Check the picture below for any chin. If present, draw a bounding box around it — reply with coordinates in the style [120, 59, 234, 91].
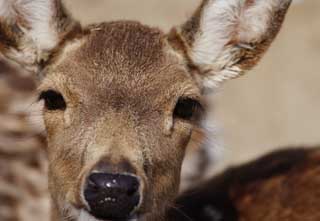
[77, 209, 140, 221]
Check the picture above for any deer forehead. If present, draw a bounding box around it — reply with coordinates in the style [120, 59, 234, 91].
[41, 21, 200, 110]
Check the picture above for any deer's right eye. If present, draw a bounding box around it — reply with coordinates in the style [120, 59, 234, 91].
[39, 90, 66, 111]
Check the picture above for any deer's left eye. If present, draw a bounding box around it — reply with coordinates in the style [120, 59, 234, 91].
[39, 90, 66, 111]
[173, 98, 203, 121]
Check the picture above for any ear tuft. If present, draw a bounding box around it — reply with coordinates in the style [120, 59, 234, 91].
[169, 0, 292, 90]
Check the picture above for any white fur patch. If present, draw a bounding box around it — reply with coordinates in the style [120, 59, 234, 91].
[202, 46, 243, 89]
[0, 0, 15, 19]
[78, 210, 138, 221]
[2, 0, 58, 50]
[200, 118, 224, 165]
[0, 0, 59, 66]
[191, 0, 241, 67]
[78, 210, 101, 221]
[189, 0, 291, 88]
[180, 115, 224, 191]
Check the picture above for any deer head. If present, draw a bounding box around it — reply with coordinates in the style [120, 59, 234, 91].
[0, 0, 292, 220]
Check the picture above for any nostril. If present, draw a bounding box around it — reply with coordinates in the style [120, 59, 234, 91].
[87, 176, 99, 190]
[127, 180, 139, 196]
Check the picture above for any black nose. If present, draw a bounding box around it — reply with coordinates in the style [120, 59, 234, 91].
[84, 173, 140, 220]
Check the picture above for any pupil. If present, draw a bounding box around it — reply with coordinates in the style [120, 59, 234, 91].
[40, 90, 66, 111]
[174, 98, 197, 120]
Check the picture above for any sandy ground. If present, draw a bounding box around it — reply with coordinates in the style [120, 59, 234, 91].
[64, 0, 320, 170]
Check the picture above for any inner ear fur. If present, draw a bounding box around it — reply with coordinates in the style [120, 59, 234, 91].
[0, 0, 80, 74]
[168, 0, 292, 89]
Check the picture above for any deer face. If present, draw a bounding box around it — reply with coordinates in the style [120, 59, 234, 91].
[0, 0, 292, 220]
[42, 22, 203, 220]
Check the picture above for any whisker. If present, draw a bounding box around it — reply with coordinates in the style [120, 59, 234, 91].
[167, 203, 193, 221]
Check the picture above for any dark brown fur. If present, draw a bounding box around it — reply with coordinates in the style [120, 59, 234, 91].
[169, 147, 320, 221]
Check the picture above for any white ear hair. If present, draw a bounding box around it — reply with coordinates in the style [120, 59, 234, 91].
[0, 0, 58, 51]
[176, 0, 292, 89]
[191, 0, 241, 68]
[192, 0, 289, 64]
[0, 0, 76, 73]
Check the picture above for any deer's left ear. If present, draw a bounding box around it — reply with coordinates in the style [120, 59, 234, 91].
[168, 0, 292, 90]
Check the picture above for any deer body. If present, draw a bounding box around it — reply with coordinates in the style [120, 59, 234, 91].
[0, 0, 292, 220]
[169, 147, 320, 221]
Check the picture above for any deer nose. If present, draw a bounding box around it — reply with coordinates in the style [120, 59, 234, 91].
[84, 173, 140, 220]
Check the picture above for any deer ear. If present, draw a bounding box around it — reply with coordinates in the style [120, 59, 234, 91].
[168, 0, 292, 90]
[0, 0, 78, 74]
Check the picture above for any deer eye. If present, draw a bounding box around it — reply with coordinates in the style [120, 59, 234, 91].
[39, 90, 66, 111]
[173, 98, 203, 121]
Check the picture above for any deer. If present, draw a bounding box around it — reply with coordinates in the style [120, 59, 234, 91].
[0, 0, 292, 220]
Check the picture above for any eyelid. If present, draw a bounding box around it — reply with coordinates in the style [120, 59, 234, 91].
[38, 89, 59, 101]
[174, 97, 206, 122]
[180, 95, 206, 112]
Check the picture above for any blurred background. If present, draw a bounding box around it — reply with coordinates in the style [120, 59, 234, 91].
[0, 0, 319, 220]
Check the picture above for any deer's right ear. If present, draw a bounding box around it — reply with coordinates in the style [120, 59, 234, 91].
[0, 0, 79, 75]
[168, 0, 292, 91]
